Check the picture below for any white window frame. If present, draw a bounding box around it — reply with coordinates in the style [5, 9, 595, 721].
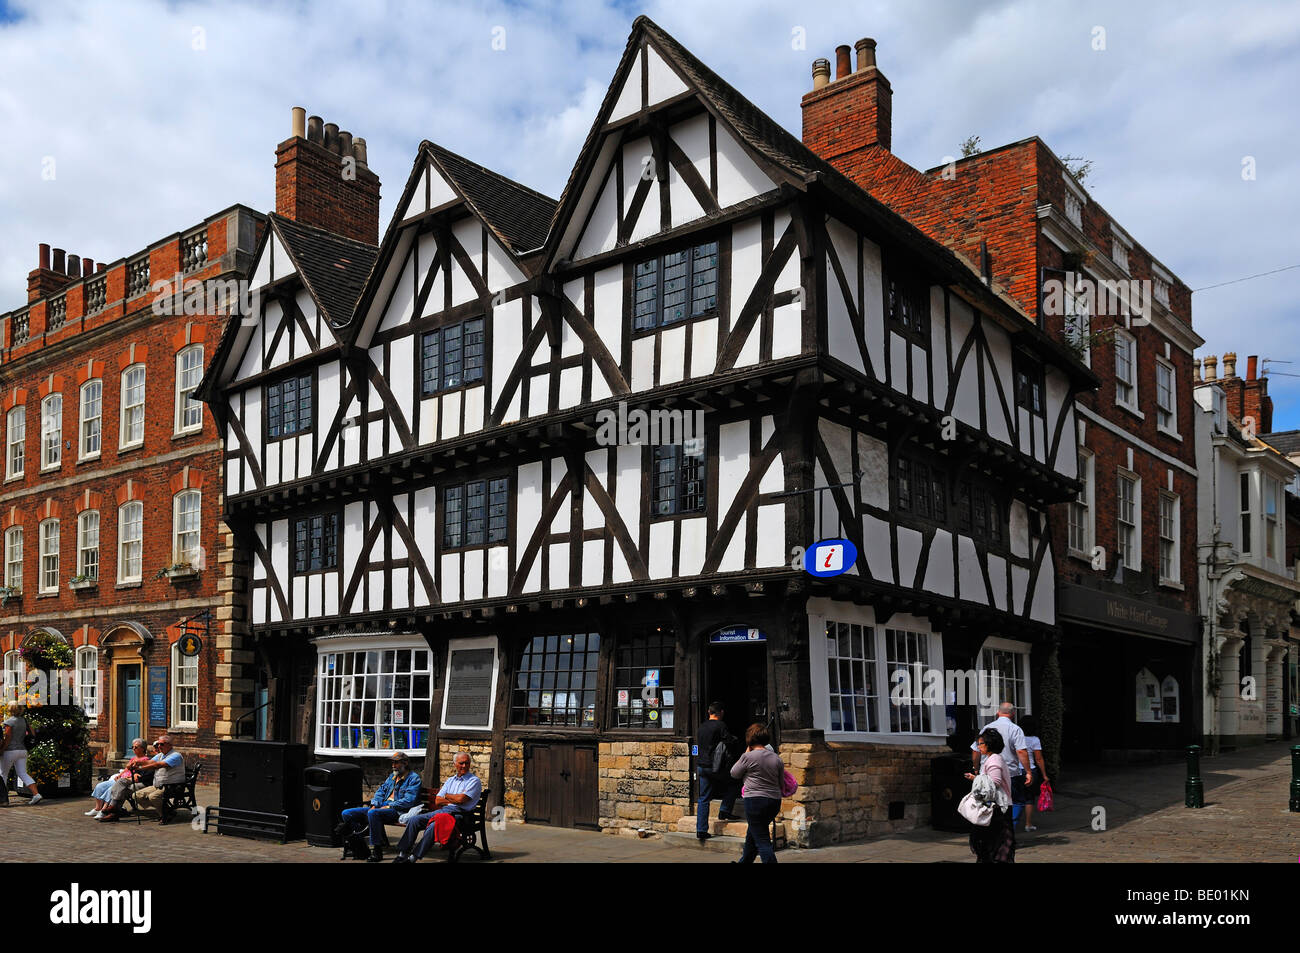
[314, 635, 437, 756]
[38, 518, 59, 593]
[440, 635, 500, 731]
[3, 649, 24, 704]
[976, 636, 1033, 719]
[1114, 330, 1138, 412]
[1239, 471, 1252, 555]
[4, 527, 22, 591]
[1068, 448, 1095, 557]
[79, 379, 102, 460]
[120, 365, 146, 449]
[118, 501, 143, 583]
[1155, 358, 1177, 435]
[172, 490, 201, 567]
[808, 600, 947, 745]
[6, 406, 24, 478]
[77, 510, 99, 581]
[1117, 469, 1141, 571]
[76, 645, 99, 720]
[171, 640, 199, 729]
[40, 393, 62, 470]
[1212, 389, 1227, 434]
[1264, 476, 1281, 564]
[1158, 492, 1180, 586]
[175, 345, 204, 435]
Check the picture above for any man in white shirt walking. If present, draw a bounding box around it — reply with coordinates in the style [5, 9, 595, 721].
[971, 702, 1031, 818]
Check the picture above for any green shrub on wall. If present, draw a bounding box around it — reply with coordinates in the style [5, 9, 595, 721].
[1039, 642, 1063, 782]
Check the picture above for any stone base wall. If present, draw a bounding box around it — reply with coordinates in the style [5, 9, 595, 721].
[598, 740, 692, 836]
[782, 741, 937, 847]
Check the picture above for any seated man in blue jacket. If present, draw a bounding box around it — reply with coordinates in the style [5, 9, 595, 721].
[338, 751, 422, 862]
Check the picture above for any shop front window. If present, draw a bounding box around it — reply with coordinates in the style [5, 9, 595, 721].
[511, 633, 600, 727]
[315, 640, 433, 754]
[613, 629, 675, 729]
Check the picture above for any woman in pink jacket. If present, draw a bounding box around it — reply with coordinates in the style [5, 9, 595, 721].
[965, 727, 1015, 863]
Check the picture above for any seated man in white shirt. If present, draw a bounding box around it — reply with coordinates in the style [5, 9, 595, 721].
[99, 735, 186, 823]
[392, 751, 483, 863]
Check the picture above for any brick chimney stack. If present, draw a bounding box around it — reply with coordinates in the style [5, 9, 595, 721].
[275, 106, 381, 245]
[801, 36, 892, 174]
[1217, 352, 1273, 433]
[27, 243, 77, 302]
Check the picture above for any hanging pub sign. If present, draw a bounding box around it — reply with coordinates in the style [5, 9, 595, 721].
[803, 539, 857, 578]
[178, 633, 202, 658]
[709, 626, 766, 644]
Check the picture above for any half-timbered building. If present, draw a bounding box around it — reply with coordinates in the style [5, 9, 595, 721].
[203, 18, 1090, 843]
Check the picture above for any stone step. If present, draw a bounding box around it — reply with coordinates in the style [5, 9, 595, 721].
[662, 831, 749, 851]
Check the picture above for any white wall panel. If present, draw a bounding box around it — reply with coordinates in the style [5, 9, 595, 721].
[862, 513, 892, 582]
[897, 526, 923, 588]
[548, 543, 569, 590]
[679, 516, 706, 576]
[440, 554, 460, 603]
[659, 325, 686, 385]
[717, 421, 749, 516]
[631, 336, 655, 391]
[440, 390, 462, 442]
[592, 267, 622, 401]
[462, 550, 483, 601]
[756, 505, 784, 567]
[957, 535, 983, 603]
[463, 385, 484, 434]
[923, 529, 955, 597]
[715, 126, 774, 207]
[690, 317, 718, 378]
[582, 539, 604, 587]
[575, 174, 619, 261]
[608, 50, 643, 121]
[649, 520, 674, 578]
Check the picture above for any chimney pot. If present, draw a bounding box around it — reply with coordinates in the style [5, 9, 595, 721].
[67, 253, 80, 277]
[855, 37, 877, 71]
[52, 248, 66, 273]
[323, 122, 339, 153]
[82, 258, 94, 277]
[38, 243, 50, 270]
[835, 44, 852, 80]
[811, 58, 830, 90]
[307, 115, 323, 143]
[1223, 351, 1237, 378]
[291, 106, 306, 139]
[1192, 358, 1201, 383]
[1203, 355, 1218, 381]
[1247, 355, 1258, 380]
[97, 262, 106, 273]
[353, 137, 369, 167]
[339, 130, 354, 158]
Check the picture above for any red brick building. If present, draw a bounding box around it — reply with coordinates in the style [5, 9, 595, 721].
[0, 211, 262, 773]
[799, 38, 1205, 762]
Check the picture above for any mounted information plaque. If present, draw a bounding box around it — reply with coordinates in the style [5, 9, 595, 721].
[443, 646, 496, 729]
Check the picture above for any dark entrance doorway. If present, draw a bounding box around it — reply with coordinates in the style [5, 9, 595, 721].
[523, 742, 599, 830]
[119, 665, 142, 753]
[704, 628, 769, 740]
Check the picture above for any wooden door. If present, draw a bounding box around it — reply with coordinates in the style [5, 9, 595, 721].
[121, 666, 141, 751]
[524, 742, 599, 829]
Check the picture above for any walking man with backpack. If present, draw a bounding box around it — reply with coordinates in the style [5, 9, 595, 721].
[696, 701, 740, 841]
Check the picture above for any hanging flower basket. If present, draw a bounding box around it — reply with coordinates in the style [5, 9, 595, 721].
[19, 631, 74, 671]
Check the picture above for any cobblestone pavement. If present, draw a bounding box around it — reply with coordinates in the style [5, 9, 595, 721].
[4, 741, 1296, 863]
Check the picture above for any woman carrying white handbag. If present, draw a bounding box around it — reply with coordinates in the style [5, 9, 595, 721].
[962, 728, 1015, 863]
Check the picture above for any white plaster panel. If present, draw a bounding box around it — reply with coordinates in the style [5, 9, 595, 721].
[923, 529, 955, 597]
[631, 336, 655, 391]
[718, 515, 746, 573]
[957, 535, 983, 603]
[678, 517, 706, 576]
[659, 325, 686, 385]
[756, 505, 784, 567]
[462, 550, 483, 602]
[715, 125, 774, 207]
[440, 390, 462, 442]
[582, 539, 604, 587]
[609, 50, 643, 121]
[690, 317, 718, 378]
[441, 553, 460, 603]
[897, 526, 923, 588]
[862, 513, 892, 582]
[987, 553, 1008, 612]
[548, 542, 569, 590]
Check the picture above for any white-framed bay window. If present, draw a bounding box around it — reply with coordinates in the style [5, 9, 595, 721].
[314, 635, 434, 755]
[171, 640, 198, 729]
[807, 599, 946, 743]
[76, 645, 99, 719]
[976, 637, 1033, 719]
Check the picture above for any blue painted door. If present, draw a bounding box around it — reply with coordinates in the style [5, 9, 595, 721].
[122, 667, 141, 751]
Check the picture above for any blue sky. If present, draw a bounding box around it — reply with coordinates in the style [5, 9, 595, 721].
[1, 0, 1297, 426]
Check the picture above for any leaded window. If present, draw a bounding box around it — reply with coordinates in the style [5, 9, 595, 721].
[651, 441, 706, 517]
[886, 267, 929, 341]
[267, 372, 312, 439]
[421, 318, 485, 395]
[443, 478, 509, 549]
[633, 241, 719, 331]
[293, 512, 339, 573]
[826, 621, 878, 733]
[510, 633, 601, 727]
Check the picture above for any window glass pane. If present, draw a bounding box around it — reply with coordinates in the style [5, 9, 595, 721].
[443, 324, 463, 389]
[463, 319, 485, 383]
[691, 242, 718, 316]
[660, 250, 689, 325]
[634, 259, 659, 331]
[421, 331, 440, 395]
[443, 486, 463, 548]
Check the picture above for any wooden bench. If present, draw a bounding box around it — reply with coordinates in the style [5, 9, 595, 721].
[119, 761, 202, 825]
[387, 785, 491, 862]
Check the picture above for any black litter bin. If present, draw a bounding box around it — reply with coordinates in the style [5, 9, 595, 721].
[304, 762, 364, 847]
[931, 755, 970, 832]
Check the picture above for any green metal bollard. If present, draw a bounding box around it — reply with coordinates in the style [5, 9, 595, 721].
[1185, 745, 1204, 809]
[1290, 745, 1300, 813]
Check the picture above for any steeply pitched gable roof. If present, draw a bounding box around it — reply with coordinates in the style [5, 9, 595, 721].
[427, 143, 557, 255]
[272, 214, 379, 327]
